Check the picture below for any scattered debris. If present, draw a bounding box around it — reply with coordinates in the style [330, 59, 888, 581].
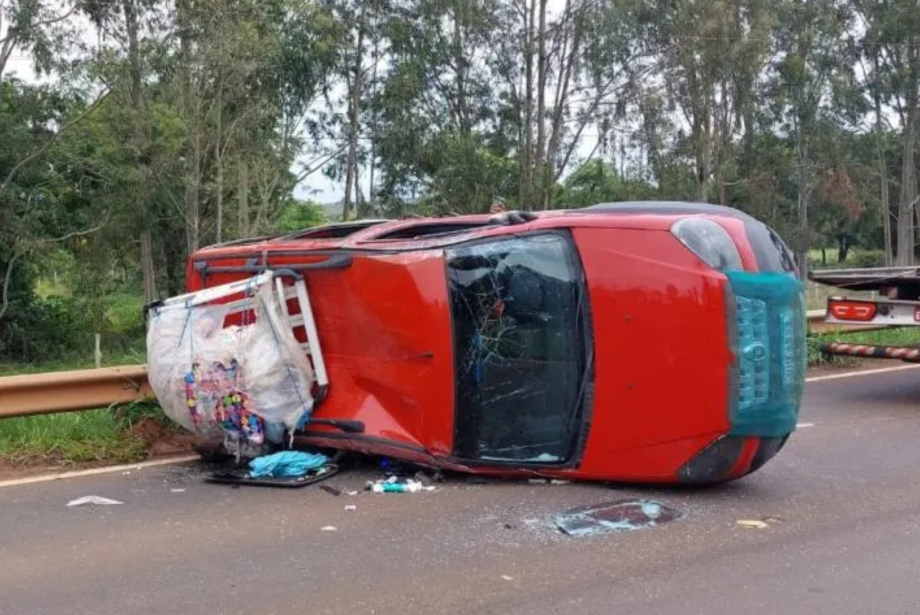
[67, 496, 124, 507]
[207, 461, 339, 489]
[550, 479, 570, 485]
[528, 478, 549, 484]
[378, 457, 408, 475]
[344, 489, 359, 496]
[736, 519, 770, 529]
[797, 422, 815, 429]
[554, 500, 681, 537]
[122, 471, 131, 476]
[320, 485, 342, 496]
[366, 477, 435, 493]
[344, 504, 357, 512]
[249, 451, 329, 478]
[763, 516, 786, 524]
[170, 488, 186, 493]
[320, 526, 337, 532]
[501, 575, 514, 582]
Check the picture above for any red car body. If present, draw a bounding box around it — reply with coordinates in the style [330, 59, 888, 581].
[185, 201, 806, 484]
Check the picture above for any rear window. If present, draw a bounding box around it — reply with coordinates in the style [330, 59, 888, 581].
[280, 220, 387, 240]
[373, 222, 495, 240]
[447, 232, 592, 464]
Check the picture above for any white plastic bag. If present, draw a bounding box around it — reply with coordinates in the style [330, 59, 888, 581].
[146, 279, 315, 446]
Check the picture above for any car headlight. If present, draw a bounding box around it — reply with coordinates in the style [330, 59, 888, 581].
[671, 218, 743, 272]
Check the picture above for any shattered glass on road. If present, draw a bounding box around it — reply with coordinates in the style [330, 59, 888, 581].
[554, 499, 682, 537]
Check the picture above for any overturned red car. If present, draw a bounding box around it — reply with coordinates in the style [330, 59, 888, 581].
[183, 201, 806, 484]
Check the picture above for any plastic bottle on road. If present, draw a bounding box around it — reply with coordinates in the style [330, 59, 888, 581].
[366, 478, 432, 493]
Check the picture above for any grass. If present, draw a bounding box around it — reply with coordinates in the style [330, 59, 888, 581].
[0, 410, 147, 466]
[0, 348, 146, 377]
[0, 358, 174, 467]
[808, 326, 920, 368]
[0, 275, 162, 466]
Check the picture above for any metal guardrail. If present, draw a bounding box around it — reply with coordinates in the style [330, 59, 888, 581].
[0, 310, 895, 420]
[0, 365, 151, 419]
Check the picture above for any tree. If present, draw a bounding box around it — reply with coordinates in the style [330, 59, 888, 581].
[853, 0, 920, 265]
[765, 0, 853, 279]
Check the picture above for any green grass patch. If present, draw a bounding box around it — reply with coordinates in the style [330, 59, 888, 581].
[0, 410, 146, 465]
[808, 326, 920, 368]
[0, 349, 146, 377]
[0, 400, 175, 466]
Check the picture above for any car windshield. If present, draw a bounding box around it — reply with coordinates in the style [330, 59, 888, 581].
[446, 232, 592, 464]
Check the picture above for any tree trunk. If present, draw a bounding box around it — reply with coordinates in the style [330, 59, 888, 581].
[837, 235, 849, 263]
[123, 0, 157, 302]
[795, 122, 809, 281]
[343, 17, 365, 222]
[368, 18, 380, 213]
[178, 0, 200, 255]
[519, 0, 536, 211]
[544, 2, 581, 210]
[185, 145, 201, 254]
[534, 0, 548, 209]
[215, 84, 223, 244]
[878, 125, 892, 267]
[453, 4, 469, 136]
[872, 53, 892, 267]
[238, 158, 249, 237]
[895, 106, 918, 266]
[140, 231, 157, 303]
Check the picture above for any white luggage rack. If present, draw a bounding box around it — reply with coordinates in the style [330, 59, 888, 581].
[146, 268, 330, 403]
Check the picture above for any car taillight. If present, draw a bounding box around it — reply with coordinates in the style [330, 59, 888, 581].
[736, 295, 770, 409]
[677, 435, 746, 483]
[828, 299, 877, 322]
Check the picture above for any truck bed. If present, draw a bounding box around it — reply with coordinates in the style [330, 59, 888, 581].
[809, 266, 920, 296]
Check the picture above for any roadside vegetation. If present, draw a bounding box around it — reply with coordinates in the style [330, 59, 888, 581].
[0, 276, 175, 466]
[808, 327, 920, 368]
[0, 399, 178, 467]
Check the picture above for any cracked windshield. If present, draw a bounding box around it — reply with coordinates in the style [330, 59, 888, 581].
[2, 0, 920, 614]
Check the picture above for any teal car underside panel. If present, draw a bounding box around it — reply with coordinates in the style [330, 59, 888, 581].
[726, 271, 806, 438]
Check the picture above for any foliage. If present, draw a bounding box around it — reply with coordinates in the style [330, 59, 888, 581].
[276, 199, 328, 231]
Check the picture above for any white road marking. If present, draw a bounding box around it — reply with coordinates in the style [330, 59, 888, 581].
[796, 423, 815, 428]
[806, 364, 920, 383]
[0, 455, 199, 490]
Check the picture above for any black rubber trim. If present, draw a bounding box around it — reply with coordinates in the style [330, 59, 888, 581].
[297, 431, 430, 455]
[196, 254, 353, 283]
[307, 418, 365, 433]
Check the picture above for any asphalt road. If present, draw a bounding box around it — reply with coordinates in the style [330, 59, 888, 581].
[3, 366, 920, 615]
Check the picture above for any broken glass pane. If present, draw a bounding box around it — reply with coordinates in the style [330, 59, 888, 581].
[554, 500, 681, 537]
[446, 233, 591, 464]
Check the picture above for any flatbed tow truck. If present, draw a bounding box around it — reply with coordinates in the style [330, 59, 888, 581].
[811, 266, 920, 363]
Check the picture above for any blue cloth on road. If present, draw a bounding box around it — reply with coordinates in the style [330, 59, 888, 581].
[248, 451, 329, 478]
